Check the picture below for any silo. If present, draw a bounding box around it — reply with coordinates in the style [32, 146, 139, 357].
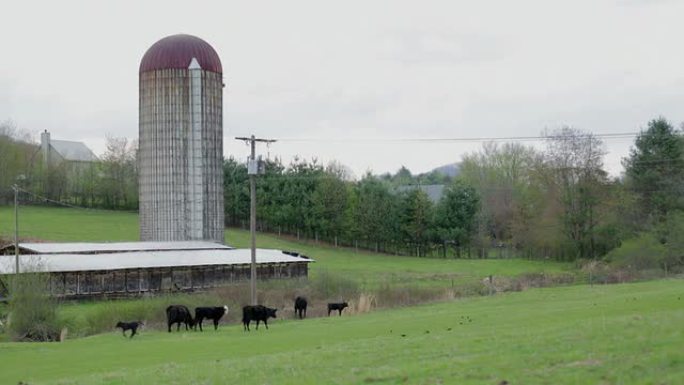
[139, 34, 224, 243]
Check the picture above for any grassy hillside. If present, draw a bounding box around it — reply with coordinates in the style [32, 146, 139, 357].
[1, 279, 682, 385]
[0, 206, 139, 242]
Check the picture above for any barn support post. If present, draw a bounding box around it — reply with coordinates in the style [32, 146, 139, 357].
[13, 184, 19, 274]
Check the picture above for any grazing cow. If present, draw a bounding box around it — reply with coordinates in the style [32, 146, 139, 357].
[194, 306, 229, 331]
[327, 302, 348, 316]
[242, 305, 277, 331]
[166, 305, 194, 332]
[294, 296, 307, 319]
[116, 321, 142, 338]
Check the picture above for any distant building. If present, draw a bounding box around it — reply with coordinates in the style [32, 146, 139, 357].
[39, 130, 98, 200]
[40, 130, 98, 166]
[395, 184, 445, 204]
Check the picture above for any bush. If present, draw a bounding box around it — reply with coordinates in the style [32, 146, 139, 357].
[604, 233, 667, 271]
[7, 274, 60, 341]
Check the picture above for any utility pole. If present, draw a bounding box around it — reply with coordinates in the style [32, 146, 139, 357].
[235, 135, 276, 306]
[13, 184, 19, 274]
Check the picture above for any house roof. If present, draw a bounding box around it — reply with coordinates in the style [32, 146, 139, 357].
[395, 184, 445, 204]
[0, 248, 313, 274]
[50, 140, 98, 162]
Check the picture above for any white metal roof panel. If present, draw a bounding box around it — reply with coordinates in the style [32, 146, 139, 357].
[17, 241, 232, 254]
[0, 248, 313, 274]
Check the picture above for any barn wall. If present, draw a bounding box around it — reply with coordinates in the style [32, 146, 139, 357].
[39, 262, 308, 299]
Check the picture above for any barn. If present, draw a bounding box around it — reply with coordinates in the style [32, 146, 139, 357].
[0, 242, 312, 299]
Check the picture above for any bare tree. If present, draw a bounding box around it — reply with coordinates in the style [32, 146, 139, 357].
[97, 136, 138, 209]
[460, 142, 540, 255]
[541, 127, 608, 260]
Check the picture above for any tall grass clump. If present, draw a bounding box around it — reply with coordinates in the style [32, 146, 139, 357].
[374, 283, 447, 308]
[311, 269, 359, 300]
[7, 273, 60, 341]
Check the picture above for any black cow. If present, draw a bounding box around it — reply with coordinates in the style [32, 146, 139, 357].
[194, 306, 229, 331]
[294, 297, 307, 319]
[295, 297, 308, 319]
[327, 302, 348, 316]
[242, 305, 277, 331]
[166, 305, 194, 332]
[116, 321, 142, 338]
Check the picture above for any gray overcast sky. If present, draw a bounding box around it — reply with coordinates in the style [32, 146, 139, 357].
[2, 0, 683, 177]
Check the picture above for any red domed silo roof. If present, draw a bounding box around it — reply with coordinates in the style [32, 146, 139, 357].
[140, 34, 222, 74]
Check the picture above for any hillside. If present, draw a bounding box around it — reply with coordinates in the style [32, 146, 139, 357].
[0, 279, 681, 384]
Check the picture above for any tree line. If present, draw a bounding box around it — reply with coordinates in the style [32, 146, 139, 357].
[2, 118, 683, 265]
[226, 119, 684, 263]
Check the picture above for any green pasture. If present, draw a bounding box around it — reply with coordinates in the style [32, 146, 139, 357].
[0, 206, 572, 289]
[0, 279, 682, 385]
[0, 206, 139, 242]
[227, 227, 571, 288]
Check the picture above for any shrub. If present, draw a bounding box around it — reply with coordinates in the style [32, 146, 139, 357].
[7, 273, 60, 341]
[604, 233, 667, 271]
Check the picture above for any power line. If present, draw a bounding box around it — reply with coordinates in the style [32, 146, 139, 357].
[275, 132, 640, 143]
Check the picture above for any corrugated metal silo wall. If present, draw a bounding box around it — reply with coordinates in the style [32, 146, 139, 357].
[139, 69, 224, 243]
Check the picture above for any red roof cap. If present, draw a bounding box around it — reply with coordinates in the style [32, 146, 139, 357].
[140, 34, 222, 74]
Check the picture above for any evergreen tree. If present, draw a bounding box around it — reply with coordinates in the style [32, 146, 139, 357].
[624, 118, 684, 222]
[434, 179, 480, 257]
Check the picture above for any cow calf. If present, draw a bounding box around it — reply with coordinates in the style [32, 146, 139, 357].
[327, 302, 349, 316]
[116, 321, 142, 338]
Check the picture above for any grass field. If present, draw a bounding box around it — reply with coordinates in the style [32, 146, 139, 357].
[0, 279, 682, 385]
[0, 206, 139, 242]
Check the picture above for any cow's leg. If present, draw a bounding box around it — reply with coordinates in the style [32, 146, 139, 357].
[264, 319, 269, 329]
[198, 318, 203, 332]
[256, 320, 260, 330]
[338, 309, 342, 316]
[213, 319, 219, 330]
[130, 328, 136, 338]
[328, 309, 332, 316]
[168, 322, 172, 333]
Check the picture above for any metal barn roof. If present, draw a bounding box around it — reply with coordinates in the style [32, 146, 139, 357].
[0, 248, 313, 274]
[12, 241, 232, 254]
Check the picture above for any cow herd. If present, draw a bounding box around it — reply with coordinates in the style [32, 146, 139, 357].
[116, 296, 349, 338]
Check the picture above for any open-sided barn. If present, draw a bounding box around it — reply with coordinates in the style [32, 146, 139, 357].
[0, 242, 312, 299]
